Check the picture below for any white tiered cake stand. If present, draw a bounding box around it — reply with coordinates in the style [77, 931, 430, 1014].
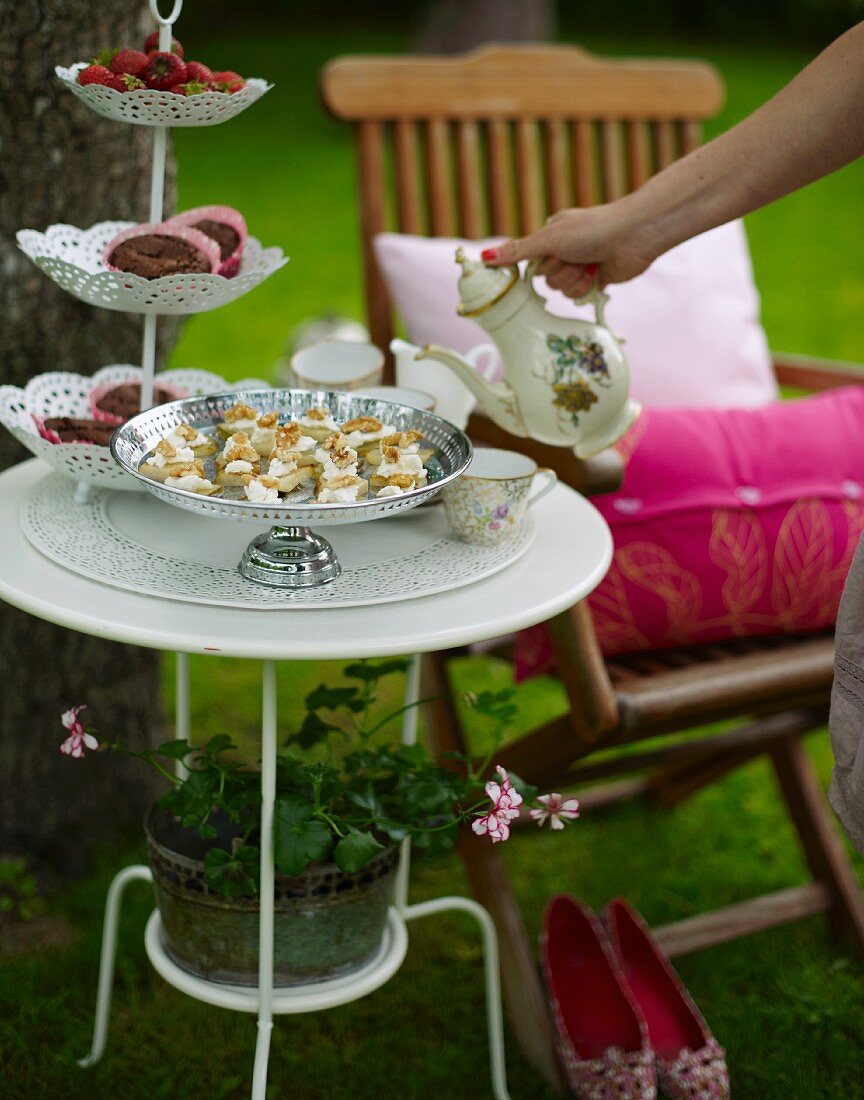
[17, 0, 285, 418]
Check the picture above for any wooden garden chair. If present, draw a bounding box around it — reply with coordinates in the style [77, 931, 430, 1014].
[321, 44, 864, 1090]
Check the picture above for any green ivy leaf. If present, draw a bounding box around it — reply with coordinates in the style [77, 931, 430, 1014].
[153, 739, 195, 761]
[290, 711, 340, 750]
[304, 684, 362, 713]
[469, 689, 518, 726]
[201, 734, 237, 758]
[333, 828, 384, 873]
[204, 846, 258, 898]
[343, 659, 409, 683]
[347, 786, 383, 818]
[273, 797, 332, 876]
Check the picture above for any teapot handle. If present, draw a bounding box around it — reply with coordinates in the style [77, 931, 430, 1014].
[524, 258, 610, 329]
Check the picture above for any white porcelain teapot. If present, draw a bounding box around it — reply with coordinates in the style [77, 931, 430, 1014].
[417, 249, 640, 455]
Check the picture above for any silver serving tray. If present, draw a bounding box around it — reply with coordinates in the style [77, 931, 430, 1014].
[110, 390, 473, 589]
[111, 389, 471, 526]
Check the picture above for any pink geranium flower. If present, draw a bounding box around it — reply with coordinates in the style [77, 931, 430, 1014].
[472, 765, 523, 843]
[529, 793, 581, 830]
[59, 705, 99, 758]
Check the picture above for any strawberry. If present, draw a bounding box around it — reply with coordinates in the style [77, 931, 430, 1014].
[112, 73, 147, 92]
[211, 70, 245, 93]
[77, 64, 114, 87]
[144, 51, 187, 91]
[144, 31, 184, 57]
[109, 48, 149, 76]
[184, 60, 214, 84]
[168, 81, 208, 97]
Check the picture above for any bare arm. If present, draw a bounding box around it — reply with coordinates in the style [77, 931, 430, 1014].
[485, 22, 864, 297]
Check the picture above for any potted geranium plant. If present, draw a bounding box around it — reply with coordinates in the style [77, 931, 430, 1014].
[60, 659, 579, 987]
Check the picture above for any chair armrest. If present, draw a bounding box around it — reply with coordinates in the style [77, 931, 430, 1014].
[772, 352, 864, 392]
[465, 410, 624, 497]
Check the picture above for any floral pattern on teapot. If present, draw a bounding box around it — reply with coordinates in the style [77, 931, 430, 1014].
[545, 334, 612, 428]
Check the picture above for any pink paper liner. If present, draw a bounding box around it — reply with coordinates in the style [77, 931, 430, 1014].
[163, 205, 247, 279]
[102, 222, 221, 275]
[88, 379, 188, 425]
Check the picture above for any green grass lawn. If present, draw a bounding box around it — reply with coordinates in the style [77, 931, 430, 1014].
[3, 26, 864, 1100]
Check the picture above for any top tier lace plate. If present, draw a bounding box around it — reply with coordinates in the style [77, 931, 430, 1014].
[16, 222, 288, 315]
[56, 64, 272, 126]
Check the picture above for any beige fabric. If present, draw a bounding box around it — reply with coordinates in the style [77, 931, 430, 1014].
[830, 533, 864, 853]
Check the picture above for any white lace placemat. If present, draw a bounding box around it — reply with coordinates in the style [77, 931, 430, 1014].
[20, 473, 534, 609]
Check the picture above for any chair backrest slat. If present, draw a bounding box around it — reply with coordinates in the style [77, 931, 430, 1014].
[626, 120, 650, 191]
[600, 120, 626, 201]
[393, 119, 423, 234]
[322, 44, 724, 366]
[456, 120, 485, 238]
[544, 119, 571, 214]
[487, 119, 516, 236]
[425, 119, 456, 235]
[653, 119, 678, 170]
[681, 120, 702, 154]
[572, 119, 597, 207]
[516, 119, 544, 233]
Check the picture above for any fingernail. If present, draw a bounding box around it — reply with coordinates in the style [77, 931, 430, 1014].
[481, 249, 497, 262]
[585, 263, 598, 277]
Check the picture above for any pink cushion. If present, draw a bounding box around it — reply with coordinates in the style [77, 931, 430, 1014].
[374, 222, 778, 409]
[515, 388, 864, 678]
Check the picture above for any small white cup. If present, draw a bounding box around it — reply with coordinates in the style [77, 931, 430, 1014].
[356, 385, 436, 412]
[443, 447, 557, 544]
[291, 340, 385, 391]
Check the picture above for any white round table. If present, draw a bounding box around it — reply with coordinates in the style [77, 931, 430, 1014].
[0, 459, 611, 658]
[0, 459, 612, 1100]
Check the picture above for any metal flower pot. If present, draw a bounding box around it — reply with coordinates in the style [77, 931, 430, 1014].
[145, 806, 398, 987]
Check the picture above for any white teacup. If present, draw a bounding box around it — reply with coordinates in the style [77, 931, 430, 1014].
[443, 448, 557, 545]
[356, 385, 436, 412]
[291, 340, 384, 391]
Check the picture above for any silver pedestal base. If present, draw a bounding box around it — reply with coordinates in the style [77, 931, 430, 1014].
[239, 526, 342, 587]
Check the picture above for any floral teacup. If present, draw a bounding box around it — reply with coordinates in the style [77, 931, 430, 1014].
[443, 448, 557, 545]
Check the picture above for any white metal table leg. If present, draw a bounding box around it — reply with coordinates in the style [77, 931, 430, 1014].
[397, 655, 511, 1100]
[394, 654, 422, 912]
[405, 897, 511, 1100]
[79, 864, 153, 1068]
[175, 651, 190, 779]
[251, 659, 278, 1100]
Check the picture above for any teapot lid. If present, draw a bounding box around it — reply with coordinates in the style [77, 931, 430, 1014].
[455, 248, 518, 317]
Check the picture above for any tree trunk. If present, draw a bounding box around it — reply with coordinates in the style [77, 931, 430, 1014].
[0, 0, 179, 876]
[413, 0, 556, 53]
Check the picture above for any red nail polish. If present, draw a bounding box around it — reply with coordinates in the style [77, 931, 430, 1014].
[585, 263, 598, 277]
[481, 249, 497, 262]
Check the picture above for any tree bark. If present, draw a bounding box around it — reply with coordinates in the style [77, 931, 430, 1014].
[413, 0, 556, 53]
[0, 0, 178, 875]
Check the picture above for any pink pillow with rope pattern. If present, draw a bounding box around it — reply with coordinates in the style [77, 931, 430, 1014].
[515, 388, 864, 679]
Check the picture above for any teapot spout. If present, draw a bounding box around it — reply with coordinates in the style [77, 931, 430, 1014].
[417, 344, 526, 437]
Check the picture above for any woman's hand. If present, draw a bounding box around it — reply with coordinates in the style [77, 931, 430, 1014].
[481, 201, 657, 298]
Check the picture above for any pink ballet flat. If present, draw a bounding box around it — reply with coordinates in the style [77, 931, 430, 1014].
[542, 895, 656, 1099]
[603, 899, 730, 1100]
